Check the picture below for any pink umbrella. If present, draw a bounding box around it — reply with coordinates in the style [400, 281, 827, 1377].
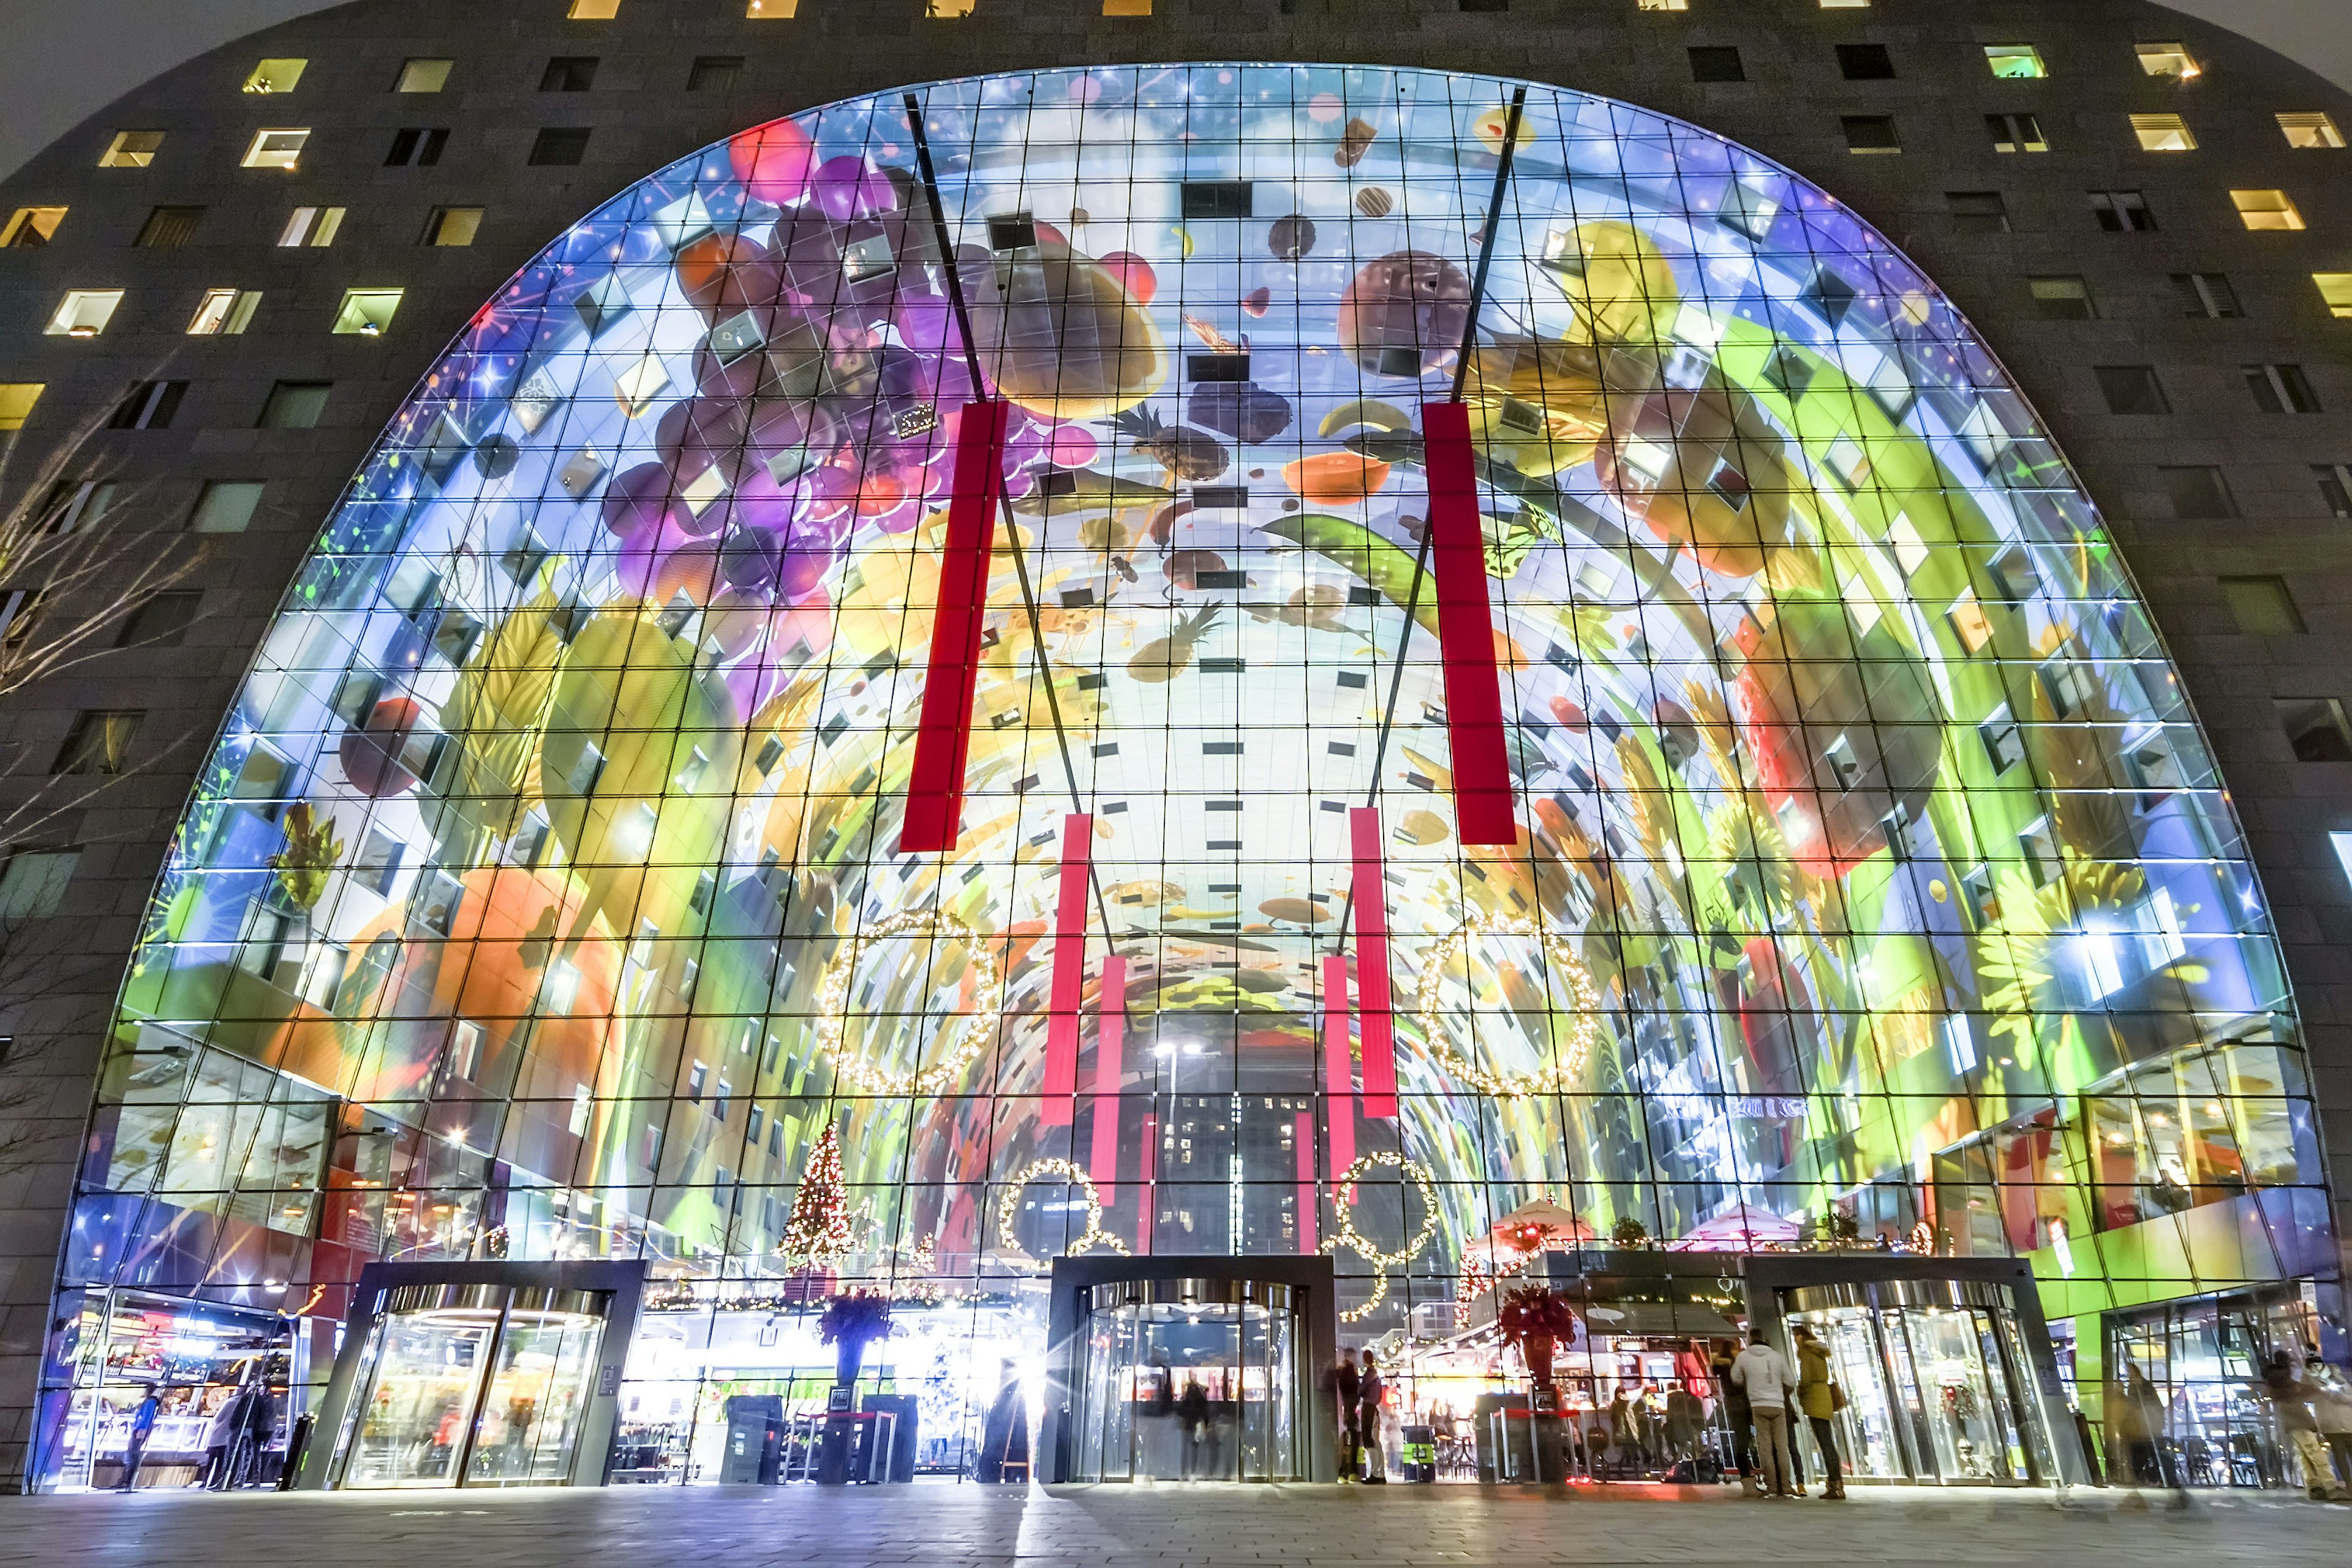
[1668, 1206, 1800, 1251]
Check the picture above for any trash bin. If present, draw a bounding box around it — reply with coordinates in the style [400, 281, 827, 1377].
[1401, 1423, 1436, 1482]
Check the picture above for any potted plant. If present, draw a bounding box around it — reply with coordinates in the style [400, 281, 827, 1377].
[818, 1289, 892, 1390]
[1496, 1285, 1579, 1389]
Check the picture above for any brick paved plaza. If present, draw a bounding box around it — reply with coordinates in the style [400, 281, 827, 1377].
[4, 1483, 2345, 1568]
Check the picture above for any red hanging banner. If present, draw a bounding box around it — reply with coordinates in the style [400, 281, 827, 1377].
[1420, 399, 1517, 845]
[1349, 806, 1399, 1118]
[898, 398, 1009, 853]
[1041, 810, 1091, 1123]
[1088, 953, 1126, 1198]
[1295, 1109, 1318, 1254]
[1321, 952, 1357, 1176]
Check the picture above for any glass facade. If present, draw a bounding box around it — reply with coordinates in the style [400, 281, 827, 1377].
[43, 63, 2337, 1486]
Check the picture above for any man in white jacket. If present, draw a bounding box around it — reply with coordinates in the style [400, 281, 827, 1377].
[1730, 1332, 1798, 1498]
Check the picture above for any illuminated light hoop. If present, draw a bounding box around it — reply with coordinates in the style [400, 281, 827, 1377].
[1330, 1152, 1436, 1323]
[1414, 913, 1603, 1096]
[996, 1158, 1130, 1259]
[815, 908, 1002, 1096]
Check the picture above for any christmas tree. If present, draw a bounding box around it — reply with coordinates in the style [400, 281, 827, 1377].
[783, 1123, 854, 1269]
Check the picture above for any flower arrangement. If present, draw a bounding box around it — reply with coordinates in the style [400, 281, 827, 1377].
[1496, 1286, 1579, 1389]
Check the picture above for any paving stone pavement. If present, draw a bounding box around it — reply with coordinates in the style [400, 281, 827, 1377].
[1, 1482, 2344, 1567]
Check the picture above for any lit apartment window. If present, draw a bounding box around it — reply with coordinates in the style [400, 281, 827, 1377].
[1946, 190, 2008, 232]
[529, 129, 592, 167]
[2315, 464, 2352, 518]
[2221, 575, 2305, 635]
[2136, 43, 2199, 80]
[568, 0, 620, 15]
[745, 0, 798, 13]
[2233, 189, 2305, 231]
[2095, 364, 2169, 415]
[1841, 115, 1899, 154]
[423, 206, 483, 246]
[1, 208, 66, 247]
[332, 288, 404, 336]
[99, 131, 164, 168]
[0, 385, 43, 433]
[1637, 0, 1689, 8]
[395, 58, 452, 93]
[1836, 44, 1895, 80]
[1984, 45, 2045, 79]
[2089, 190, 2155, 232]
[1818, 0, 1869, 8]
[278, 205, 345, 246]
[1689, 47, 1745, 83]
[187, 288, 261, 335]
[2130, 113, 2195, 151]
[385, 128, 448, 167]
[929, 0, 978, 12]
[134, 205, 203, 249]
[2244, 363, 2322, 414]
[2316, 274, 2352, 320]
[1102, 0, 1150, 12]
[2278, 113, 2346, 149]
[190, 481, 266, 533]
[688, 56, 744, 90]
[541, 57, 599, 92]
[43, 290, 124, 338]
[241, 59, 306, 94]
[241, 129, 311, 171]
[2173, 273, 2240, 318]
[2029, 276, 2095, 320]
[1986, 113, 2046, 153]
[110, 380, 185, 429]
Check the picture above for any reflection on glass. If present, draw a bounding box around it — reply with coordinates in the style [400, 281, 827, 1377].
[342, 1308, 497, 1487]
[1075, 1297, 1298, 1481]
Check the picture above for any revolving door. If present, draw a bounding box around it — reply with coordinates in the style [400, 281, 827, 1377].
[1072, 1279, 1303, 1482]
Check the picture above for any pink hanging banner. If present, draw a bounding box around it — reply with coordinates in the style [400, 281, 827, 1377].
[1420, 399, 1517, 845]
[1321, 953, 1357, 1177]
[1137, 1114, 1156, 1254]
[1040, 811, 1091, 1123]
[1349, 806, 1399, 1118]
[1088, 954, 1126, 1200]
[1295, 1109, 1318, 1253]
[898, 398, 1009, 853]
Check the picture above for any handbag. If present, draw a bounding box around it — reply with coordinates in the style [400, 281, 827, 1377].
[1829, 1381, 1848, 1413]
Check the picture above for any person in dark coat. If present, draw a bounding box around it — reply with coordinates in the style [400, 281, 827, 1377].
[1330, 1351, 1361, 1482]
[1175, 1377, 1212, 1479]
[117, 1386, 160, 1491]
[1713, 1340, 1757, 1494]
[973, 1362, 1029, 1483]
[1357, 1351, 1387, 1483]
[233, 1382, 277, 1488]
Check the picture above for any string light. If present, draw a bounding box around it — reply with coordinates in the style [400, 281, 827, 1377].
[815, 908, 1001, 1096]
[782, 1123, 855, 1268]
[1414, 913, 1603, 1096]
[996, 1158, 1129, 1260]
[1329, 1152, 1436, 1322]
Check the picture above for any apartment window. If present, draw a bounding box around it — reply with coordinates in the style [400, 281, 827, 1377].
[1986, 113, 2046, 153]
[2245, 363, 2322, 415]
[568, 0, 620, 15]
[1841, 115, 1899, 154]
[110, 380, 184, 429]
[529, 129, 592, 167]
[1984, 45, 2045, 79]
[1836, 44, 1894, 80]
[0, 848, 79, 921]
[2315, 464, 2352, 518]
[241, 129, 311, 171]
[331, 288, 404, 336]
[1688, 47, 1745, 83]
[2028, 276, 2095, 320]
[2278, 698, 2352, 761]
[1817, 0, 1869, 8]
[2233, 190, 2305, 231]
[53, 710, 143, 775]
[2136, 43, 2199, 80]
[258, 381, 331, 429]
[134, 205, 204, 249]
[1, 208, 66, 247]
[2131, 113, 2195, 152]
[2095, 365, 2169, 415]
[99, 131, 164, 168]
[190, 480, 266, 533]
[1101, 0, 1150, 13]
[2159, 466, 2237, 519]
[385, 128, 448, 167]
[746, 0, 799, 14]
[2173, 273, 2240, 318]
[423, 206, 483, 247]
[116, 591, 201, 649]
[1638, 0, 1689, 8]
[277, 205, 344, 247]
[45, 291, 124, 338]
[928, 0, 978, 13]
[395, 58, 452, 93]
[1946, 190, 2008, 232]
[0, 386, 42, 433]
[541, 57, 600, 92]
[2089, 190, 2155, 232]
[688, 56, 744, 91]
[187, 288, 261, 335]
[2278, 112, 2345, 150]
[242, 58, 306, 95]
[2222, 576, 2305, 635]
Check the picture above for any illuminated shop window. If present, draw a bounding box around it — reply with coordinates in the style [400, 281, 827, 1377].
[2233, 189, 2305, 230]
[2279, 112, 2346, 149]
[43, 290, 123, 338]
[1984, 45, 2045, 79]
[241, 128, 311, 170]
[0, 207, 65, 246]
[98, 130, 163, 167]
[241, 58, 307, 94]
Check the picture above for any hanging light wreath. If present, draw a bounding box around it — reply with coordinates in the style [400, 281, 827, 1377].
[814, 908, 1001, 1096]
[1329, 1151, 1437, 1323]
[1413, 913, 1604, 1096]
[995, 1158, 1130, 1261]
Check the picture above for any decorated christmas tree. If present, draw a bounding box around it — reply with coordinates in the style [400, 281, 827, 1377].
[783, 1123, 854, 1270]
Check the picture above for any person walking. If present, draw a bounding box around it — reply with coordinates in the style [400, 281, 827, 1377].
[1331, 1349, 1361, 1482]
[1358, 1351, 1388, 1483]
[2257, 1350, 2348, 1501]
[1790, 1326, 1845, 1499]
[116, 1385, 160, 1492]
[1730, 1330, 1798, 1499]
[1713, 1340, 1757, 1494]
[198, 1387, 245, 1490]
[1175, 1376, 1212, 1480]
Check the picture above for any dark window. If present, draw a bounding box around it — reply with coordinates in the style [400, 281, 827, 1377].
[2171, 273, 2239, 318]
[53, 710, 143, 775]
[258, 380, 331, 429]
[2028, 276, 2095, 320]
[2245, 364, 2321, 415]
[1688, 47, 1746, 83]
[108, 380, 184, 431]
[1947, 190, 2010, 233]
[2277, 697, 2352, 762]
[2220, 576, 2304, 635]
[1179, 181, 1253, 219]
[688, 55, 744, 91]
[2159, 466, 2237, 519]
[1836, 43, 1896, 80]
[115, 590, 201, 649]
[133, 205, 203, 249]
[385, 128, 448, 167]
[2089, 190, 2155, 232]
[540, 56, 599, 92]
[1986, 113, 2047, 153]
[1460, 0, 1508, 10]
[2315, 464, 2352, 518]
[529, 128, 591, 167]
[1841, 115, 1899, 154]
[2095, 365, 2169, 415]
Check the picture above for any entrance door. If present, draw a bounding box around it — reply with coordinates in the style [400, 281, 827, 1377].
[1072, 1280, 1300, 1480]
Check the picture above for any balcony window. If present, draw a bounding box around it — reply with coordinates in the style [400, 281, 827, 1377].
[241, 59, 306, 95]
[2233, 189, 2305, 231]
[241, 129, 311, 170]
[44, 290, 124, 338]
[99, 130, 164, 168]
[1, 208, 66, 247]
[187, 288, 262, 335]
[332, 289, 404, 336]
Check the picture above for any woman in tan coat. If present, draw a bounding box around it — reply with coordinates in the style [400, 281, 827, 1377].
[1791, 1326, 1845, 1499]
